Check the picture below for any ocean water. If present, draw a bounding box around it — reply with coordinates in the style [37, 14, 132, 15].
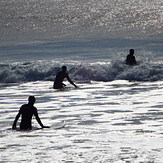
[0, 0, 163, 162]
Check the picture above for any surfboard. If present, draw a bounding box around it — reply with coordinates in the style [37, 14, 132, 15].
[10, 121, 66, 131]
[50, 121, 66, 129]
[33, 121, 66, 130]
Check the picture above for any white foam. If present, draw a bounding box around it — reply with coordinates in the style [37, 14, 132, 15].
[0, 60, 163, 83]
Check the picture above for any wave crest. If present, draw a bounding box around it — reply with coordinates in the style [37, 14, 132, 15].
[0, 60, 163, 83]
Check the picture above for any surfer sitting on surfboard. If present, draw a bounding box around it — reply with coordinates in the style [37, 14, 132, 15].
[53, 65, 78, 89]
[12, 96, 49, 130]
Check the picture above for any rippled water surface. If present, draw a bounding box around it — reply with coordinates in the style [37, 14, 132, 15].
[0, 0, 162, 40]
[0, 81, 163, 162]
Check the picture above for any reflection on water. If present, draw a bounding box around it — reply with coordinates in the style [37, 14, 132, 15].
[0, 80, 163, 162]
[0, 0, 162, 40]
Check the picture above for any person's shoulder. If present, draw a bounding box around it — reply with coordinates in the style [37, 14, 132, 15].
[56, 71, 61, 76]
[57, 71, 64, 76]
[61, 71, 68, 76]
[58, 71, 62, 74]
[19, 104, 29, 112]
[20, 104, 28, 108]
[126, 54, 130, 58]
[32, 106, 37, 112]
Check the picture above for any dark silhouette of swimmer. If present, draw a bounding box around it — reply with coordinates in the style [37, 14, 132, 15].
[126, 49, 137, 66]
[12, 96, 49, 130]
[53, 66, 78, 89]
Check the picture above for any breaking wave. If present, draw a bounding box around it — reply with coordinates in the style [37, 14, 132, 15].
[0, 60, 163, 83]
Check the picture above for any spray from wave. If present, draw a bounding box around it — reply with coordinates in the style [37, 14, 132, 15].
[0, 60, 163, 83]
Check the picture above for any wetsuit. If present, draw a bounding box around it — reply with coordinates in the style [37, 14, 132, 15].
[53, 71, 75, 89]
[126, 54, 137, 65]
[13, 104, 43, 130]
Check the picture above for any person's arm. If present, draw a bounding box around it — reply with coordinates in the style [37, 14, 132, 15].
[62, 83, 66, 86]
[34, 109, 50, 128]
[133, 56, 137, 65]
[12, 111, 21, 130]
[66, 74, 78, 88]
[126, 55, 129, 65]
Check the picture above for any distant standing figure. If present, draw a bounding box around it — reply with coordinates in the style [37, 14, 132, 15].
[126, 49, 137, 66]
[12, 96, 49, 130]
[53, 66, 78, 89]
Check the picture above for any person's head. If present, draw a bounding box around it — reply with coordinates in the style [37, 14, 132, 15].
[28, 96, 36, 105]
[62, 66, 67, 72]
[129, 49, 134, 55]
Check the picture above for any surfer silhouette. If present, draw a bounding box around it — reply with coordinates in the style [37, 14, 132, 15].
[126, 49, 137, 66]
[53, 65, 78, 89]
[12, 96, 49, 130]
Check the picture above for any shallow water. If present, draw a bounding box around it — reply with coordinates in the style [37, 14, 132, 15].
[0, 80, 163, 162]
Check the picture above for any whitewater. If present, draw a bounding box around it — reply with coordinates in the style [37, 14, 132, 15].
[0, 0, 163, 162]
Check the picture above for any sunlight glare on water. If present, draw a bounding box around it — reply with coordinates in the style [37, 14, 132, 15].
[0, 0, 162, 40]
[0, 81, 163, 162]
